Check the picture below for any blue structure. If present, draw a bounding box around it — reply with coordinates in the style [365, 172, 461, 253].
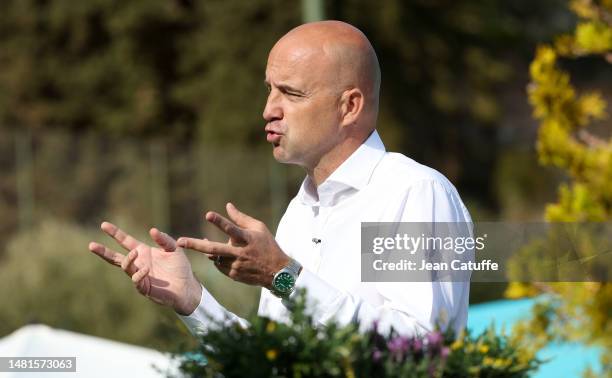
[468, 298, 603, 377]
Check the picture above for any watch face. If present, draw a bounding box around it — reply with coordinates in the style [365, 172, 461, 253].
[273, 272, 295, 294]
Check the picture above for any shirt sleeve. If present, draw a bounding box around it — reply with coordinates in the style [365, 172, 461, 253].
[177, 284, 250, 335]
[286, 179, 472, 337]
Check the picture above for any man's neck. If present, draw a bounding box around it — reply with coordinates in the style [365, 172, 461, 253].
[307, 165, 337, 188]
[305, 133, 369, 187]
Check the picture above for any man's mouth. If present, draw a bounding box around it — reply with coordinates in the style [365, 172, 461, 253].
[266, 131, 282, 144]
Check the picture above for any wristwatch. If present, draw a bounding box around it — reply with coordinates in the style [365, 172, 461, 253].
[270, 258, 302, 298]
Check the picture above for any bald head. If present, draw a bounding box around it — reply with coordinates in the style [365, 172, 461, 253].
[270, 21, 381, 129]
[263, 21, 381, 181]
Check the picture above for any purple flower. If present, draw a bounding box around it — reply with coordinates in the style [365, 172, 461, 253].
[426, 331, 443, 348]
[440, 346, 450, 359]
[372, 349, 383, 362]
[388, 336, 409, 352]
[412, 338, 423, 353]
[387, 336, 410, 361]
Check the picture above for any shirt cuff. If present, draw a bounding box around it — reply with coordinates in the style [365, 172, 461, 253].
[177, 284, 227, 335]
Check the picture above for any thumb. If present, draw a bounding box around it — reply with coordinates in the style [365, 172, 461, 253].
[149, 228, 177, 252]
[226, 202, 259, 228]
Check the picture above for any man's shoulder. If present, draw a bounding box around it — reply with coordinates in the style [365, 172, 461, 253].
[373, 152, 472, 222]
[373, 152, 455, 190]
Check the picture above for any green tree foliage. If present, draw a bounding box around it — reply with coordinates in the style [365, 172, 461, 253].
[0, 0, 299, 141]
[0, 0, 574, 204]
[507, 0, 611, 376]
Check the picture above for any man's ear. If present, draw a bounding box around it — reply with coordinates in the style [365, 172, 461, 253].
[339, 88, 364, 128]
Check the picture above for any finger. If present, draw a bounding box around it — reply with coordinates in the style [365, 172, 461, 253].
[133, 266, 150, 295]
[121, 249, 139, 275]
[101, 221, 142, 252]
[177, 237, 238, 257]
[226, 202, 259, 228]
[132, 265, 150, 284]
[149, 228, 176, 252]
[89, 242, 124, 267]
[205, 211, 247, 243]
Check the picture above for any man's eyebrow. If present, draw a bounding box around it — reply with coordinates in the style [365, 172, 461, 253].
[278, 84, 305, 94]
[264, 80, 306, 95]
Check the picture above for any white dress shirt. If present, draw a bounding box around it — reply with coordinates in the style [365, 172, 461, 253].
[179, 130, 472, 337]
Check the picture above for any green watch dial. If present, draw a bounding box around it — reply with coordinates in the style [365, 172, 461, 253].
[273, 272, 295, 294]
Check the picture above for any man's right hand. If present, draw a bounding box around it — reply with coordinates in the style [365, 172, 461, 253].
[88, 222, 203, 315]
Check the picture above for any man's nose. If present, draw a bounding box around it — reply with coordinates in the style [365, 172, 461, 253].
[263, 91, 282, 122]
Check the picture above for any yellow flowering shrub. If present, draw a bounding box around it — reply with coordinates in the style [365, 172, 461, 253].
[508, 0, 611, 376]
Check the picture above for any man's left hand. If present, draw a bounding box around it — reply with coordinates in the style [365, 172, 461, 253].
[177, 202, 290, 289]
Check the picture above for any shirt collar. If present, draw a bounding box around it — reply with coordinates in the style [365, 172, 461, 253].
[298, 130, 386, 206]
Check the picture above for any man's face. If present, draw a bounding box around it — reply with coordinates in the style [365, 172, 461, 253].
[263, 40, 343, 168]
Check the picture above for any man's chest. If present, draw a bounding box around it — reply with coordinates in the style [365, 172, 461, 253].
[275, 188, 404, 293]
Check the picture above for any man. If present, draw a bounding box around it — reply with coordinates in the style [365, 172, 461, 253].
[89, 21, 471, 337]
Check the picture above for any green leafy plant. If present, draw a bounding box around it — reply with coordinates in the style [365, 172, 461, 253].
[174, 289, 541, 378]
